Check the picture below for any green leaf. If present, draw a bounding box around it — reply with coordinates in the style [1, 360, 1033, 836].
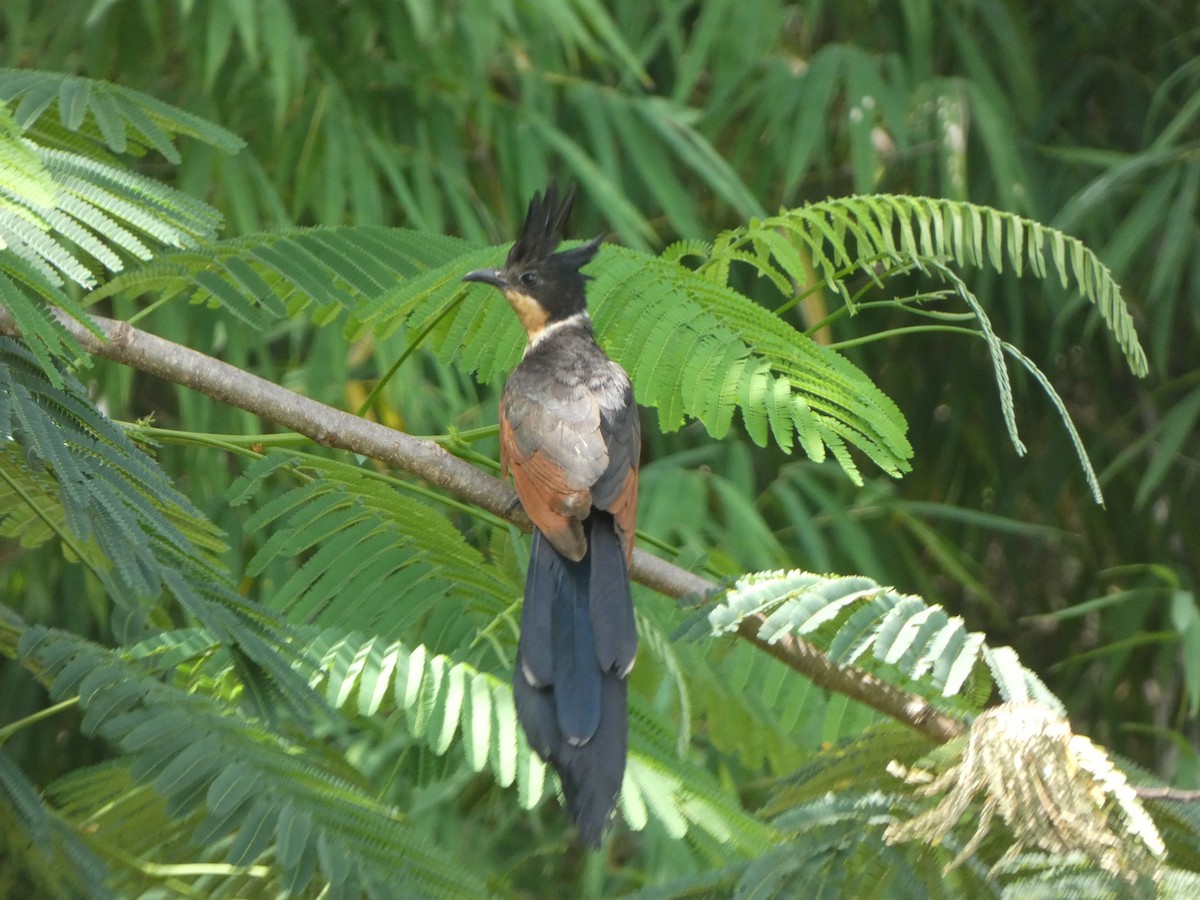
[694, 568, 1064, 715]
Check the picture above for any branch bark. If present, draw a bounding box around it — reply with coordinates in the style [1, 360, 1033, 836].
[0, 307, 966, 743]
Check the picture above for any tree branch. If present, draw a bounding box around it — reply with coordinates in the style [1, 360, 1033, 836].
[0, 307, 966, 743]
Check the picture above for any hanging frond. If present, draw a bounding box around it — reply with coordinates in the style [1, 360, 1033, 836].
[17, 626, 484, 899]
[0, 257, 90, 386]
[228, 451, 518, 639]
[0, 108, 55, 209]
[1164, 868, 1200, 899]
[92, 225, 471, 328]
[635, 616, 693, 756]
[681, 568, 1062, 715]
[42, 147, 224, 250]
[0, 337, 222, 605]
[305, 629, 548, 802]
[219, 450, 773, 850]
[753, 792, 937, 898]
[0, 749, 113, 899]
[0, 68, 245, 161]
[1147, 790, 1200, 876]
[681, 636, 828, 773]
[761, 723, 937, 818]
[622, 728, 779, 853]
[0, 129, 227, 292]
[0, 444, 66, 549]
[0, 338, 315, 710]
[0, 73, 238, 374]
[995, 858, 1151, 899]
[592, 247, 912, 480]
[622, 866, 743, 900]
[704, 195, 1148, 377]
[369, 241, 911, 480]
[673, 714, 1168, 896]
[302, 628, 776, 853]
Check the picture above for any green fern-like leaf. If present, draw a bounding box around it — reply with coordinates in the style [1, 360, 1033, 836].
[1, 91, 228, 286]
[1164, 867, 1200, 899]
[722, 205, 1134, 489]
[993, 853, 1156, 898]
[762, 723, 936, 818]
[96, 225, 911, 480]
[228, 451, 518, 640]
[0, 338, 317, 713]
[0, 444, 69, 549]
[1, 337, 215, 605]
[306, 629, 547, 798]
[0, 107, 56, 209]
[686, 568, 1064, 715]
[707, 195, 1147, 378]
[0, 749, 114, 899]
[17, 626, 484, 899]
[92, 197, 1140, 486]
[0, 74, 241, 373]
[0, 68, 244, 161]
[93, 225, 471, 329]
[682, 636, 830, 773]
[594, 248, 912, 479]
[635, 791, 965, 900]
[43, 147, 222, 250]
[303, 627, 776, 853]
[758, 793, 920, 896]
[398, 242, 910, 478]
[0, 259, 90, 386]
[223, 453, 775, 849]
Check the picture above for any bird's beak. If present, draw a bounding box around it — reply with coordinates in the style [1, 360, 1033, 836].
[462, 268, 506, 288]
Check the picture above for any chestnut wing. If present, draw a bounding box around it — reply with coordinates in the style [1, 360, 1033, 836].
[500, 358, 639, 562]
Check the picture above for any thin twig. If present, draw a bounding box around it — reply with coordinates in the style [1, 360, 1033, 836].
[1134, 786, 1200, 802]
[0, 306, 967, 744]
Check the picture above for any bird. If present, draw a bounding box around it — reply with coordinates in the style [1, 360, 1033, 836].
[462, 182, 640, 846]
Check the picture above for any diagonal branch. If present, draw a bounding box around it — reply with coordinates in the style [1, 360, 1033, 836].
[0, 306, 966, 744]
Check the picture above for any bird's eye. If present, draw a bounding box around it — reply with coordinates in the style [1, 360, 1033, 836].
[519, 271, 539, 288]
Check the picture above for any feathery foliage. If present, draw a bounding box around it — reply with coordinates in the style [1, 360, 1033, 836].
[16, 625, 484, 899]
[94, 224, 913, 480]
[0, 68, 244, 160]
[91, 192, 1145, 491]
[706, 195, 1146, 378]
[92, 226, 472, 328]
[3, 4, 1199, 897]
[300, 627, 774, 852]
[0, 747, 113, 899]
[0, 336, 315, 711]
[223, 450, 774, 851]
[689, 195, 1146, 495]
[0, 70, 235, 273]
[228, 451, 515, 640]
[0, 71, 238, 377]
[684, 568, 1060, 715]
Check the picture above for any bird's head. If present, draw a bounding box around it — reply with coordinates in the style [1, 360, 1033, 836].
[463, 182, 602, 340]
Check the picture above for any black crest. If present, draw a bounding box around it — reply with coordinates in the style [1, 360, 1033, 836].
[506, 181, 602, 274]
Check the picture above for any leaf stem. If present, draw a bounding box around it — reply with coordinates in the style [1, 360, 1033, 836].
[826, 324, 983, 350]
[0, 697, 79, 742]
[356, 292, 466, 417]
[802, 292, 961, 335]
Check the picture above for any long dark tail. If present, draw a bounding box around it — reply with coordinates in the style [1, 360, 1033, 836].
[511, 511, 637, 846]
